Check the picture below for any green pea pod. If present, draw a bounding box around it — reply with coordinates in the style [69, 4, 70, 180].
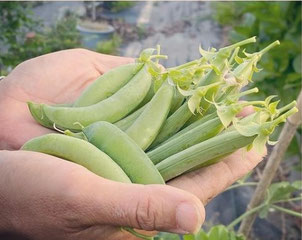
[21, 134, 131, 183]
[82, 121, 164, 184]
[156, 130, 256, 181]
[114, 103, 148, 131]
[41, 66, 152, 130]
[169, 89, 184, 116]
[28, 102, 73, 129]
[73, 63, 143, 107]
[28, 102, 54, 129]
[148, 117, 224, 164]
[126, 82, 174, 150]
[148, 101, 193, 149]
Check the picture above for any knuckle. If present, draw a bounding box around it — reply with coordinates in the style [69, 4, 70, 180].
[135, 193, 158, 231]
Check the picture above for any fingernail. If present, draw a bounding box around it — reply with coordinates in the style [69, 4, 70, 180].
[175, 203, 202, 234]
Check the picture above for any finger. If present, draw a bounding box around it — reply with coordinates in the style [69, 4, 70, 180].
[80, 176, 205, 235]
[80, 49, 135, 73]
[168, 147, 266, 205]
[237, 104, 255, 118]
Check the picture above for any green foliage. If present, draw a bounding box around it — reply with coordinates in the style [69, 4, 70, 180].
[259, 181, 302, 218]
[0, 3, 81, 74]
[155, 232, 180, 240]
[103, 1, 135, 13]
[155, 226, 245, 240]
[212, 2, 301, 105]
[96, 34, 122, 55]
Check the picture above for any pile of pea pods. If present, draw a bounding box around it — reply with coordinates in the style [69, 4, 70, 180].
[23, 37, 297, 186]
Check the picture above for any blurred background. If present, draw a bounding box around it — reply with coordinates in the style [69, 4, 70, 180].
[0, 1, 301, 240]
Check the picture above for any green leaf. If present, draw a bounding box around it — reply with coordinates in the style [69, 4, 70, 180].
[208, 225, 228, 240]
[233, 118, 260, 137]
[183, 234, 196, 240]
[253, 134, 268, 154]
[188, 94, 201, 114]
[293, 55, 301, 73]
[156, 232, 180, 240]
[196, 230, 208, 240]
[285, 73, 301, 83]
[216, 104, 241, 128]
[258, 205, 270, 219]
[199, 45, 217, 62]
[235, 55, 244, 64]
[267, 181, 302, 204]
[292, 180, 302, 189]
[139, 48, 156, 62]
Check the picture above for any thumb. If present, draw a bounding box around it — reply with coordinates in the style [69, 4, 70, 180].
[83, 177, 205, 235]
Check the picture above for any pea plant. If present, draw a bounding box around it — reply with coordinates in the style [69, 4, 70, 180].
[155, 180, 302, 240]
[211, 1, 301, 106]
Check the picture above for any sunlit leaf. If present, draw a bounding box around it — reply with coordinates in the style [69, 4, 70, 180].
[139, 48, 156, 62]
[267, 181, 302, 203]
[253, 134, 268, 154]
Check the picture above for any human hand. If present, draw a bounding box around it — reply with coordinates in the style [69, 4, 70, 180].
[0, 148, 264, 240]
[0, 150, 204, 240]
[0, 49, 133, 150]
[0, 50, 265, 239]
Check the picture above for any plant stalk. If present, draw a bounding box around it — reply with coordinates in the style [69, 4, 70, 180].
[272, 205, 302, 218]
[238, 91, 302, 238]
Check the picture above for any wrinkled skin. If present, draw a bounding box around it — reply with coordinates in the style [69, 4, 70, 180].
[0, 49, 265, 240]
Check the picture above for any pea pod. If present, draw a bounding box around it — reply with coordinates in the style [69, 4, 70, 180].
[114, 103, 148, 131]
[73, 63, 143, 107]
[148, 101, 193, 149]
[28, 102, 54, 129]
[28, 102, 74, 129]
[169, 89, 184, 116]
[82, 121, 164, 184]
[156, 130, 256, 181]
[42, 66, 152, 130]
[166, 112, 218, 143]
[21, 134, 131, 183]
[126, 82, 174, 150]
[148, 117, 224, 164]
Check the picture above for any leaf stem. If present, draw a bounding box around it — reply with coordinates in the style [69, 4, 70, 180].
[237, 87, 259, 98]
[258, 40, 280, 56]
[121, 227, 154, 240]
[273, 107, 298, 125]
[221, 36, 257, 51]
[242, 100, 265, 107]
[274, 196, 302, 204]
[227, 203, 266, 229]
[226, 182, 258, 191]
[272, 205, 302, 218]
[229, 47, 240, 65]
[168, 59, 200, 71]
[277, 101, 297, 116]
[149, 55, 168, 60]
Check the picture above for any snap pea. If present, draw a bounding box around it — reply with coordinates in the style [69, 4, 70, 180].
[147, 101, 193, 149]
[115, 86, 183, 132]
[82, 121, 164, 184]
[73, 63, 143, 107]
[165, 112, 218, 143]
[28, 102, 54, 129]
[126, 82, 174, 150]
[169, 89, 184, 116]
[114, 103, 148, 131]
[21, 134, 131, 183]
[148, 117, 224, 164]
[156, 130, 256, 181]
[42, 66, 152, 130]
[28, 102, 73, 129]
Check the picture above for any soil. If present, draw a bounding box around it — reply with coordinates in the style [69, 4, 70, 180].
[77, 19, 112, 31]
